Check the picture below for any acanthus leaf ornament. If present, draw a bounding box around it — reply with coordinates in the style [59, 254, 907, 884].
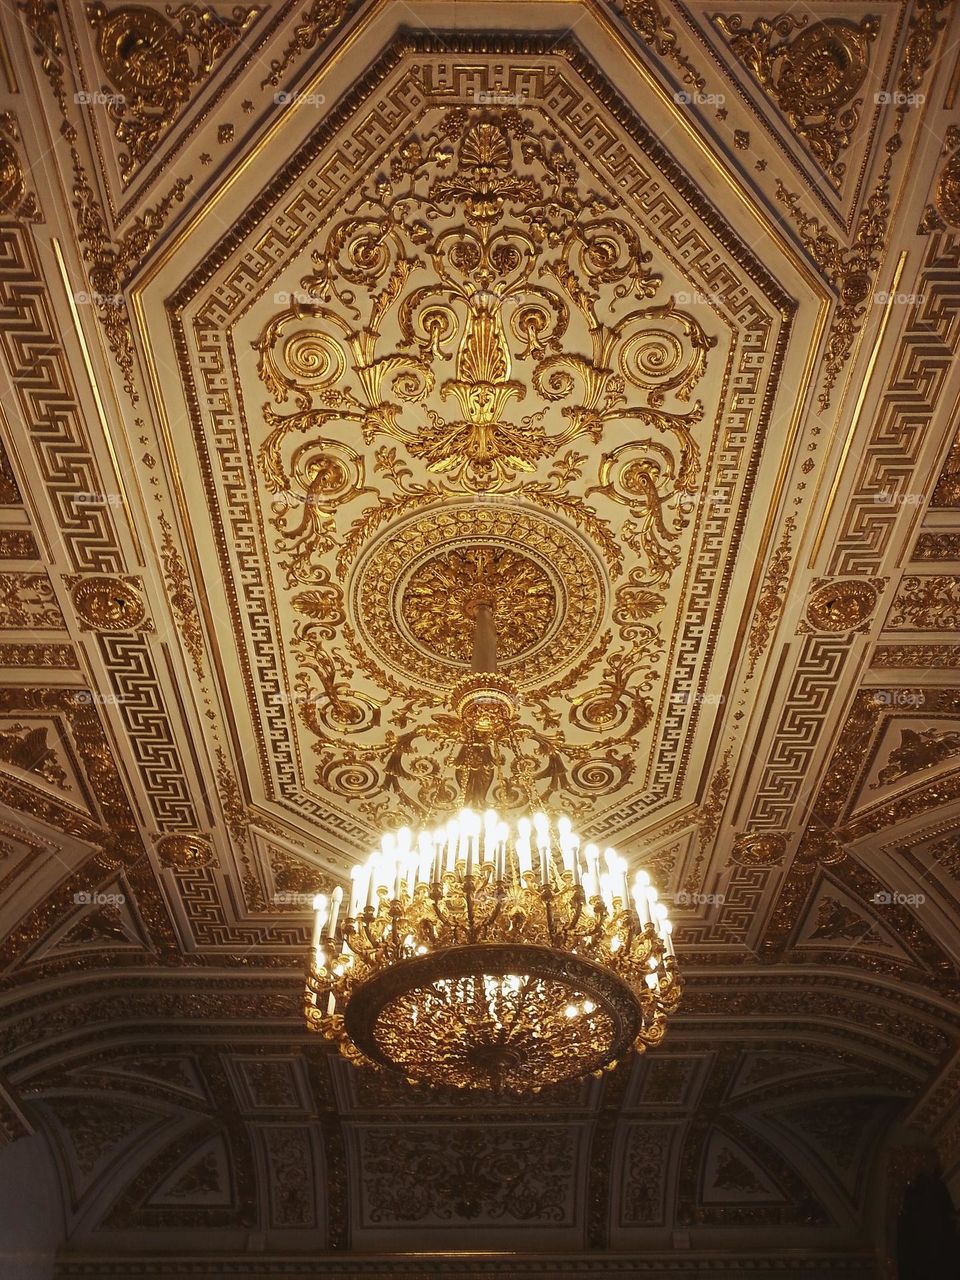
[252, 109, 717, 820]
[255, 112, 712, 520]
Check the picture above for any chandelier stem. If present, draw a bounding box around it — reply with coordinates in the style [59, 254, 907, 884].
[471, 601, 498, 673]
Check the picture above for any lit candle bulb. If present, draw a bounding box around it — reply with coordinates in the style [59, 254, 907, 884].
[418, 833, 433, 888]
[325, 886, 343, 940]
[604, 848, 628, 904]
[633, 870, 651, 925]
[483, 810, 498, 865]
[311, 894, 328, 956]
[446, 819, 459, 873]
[662, 917, 676, 957]
[379, 834, 395, 897]
[348, 865, 363, 918]
[599, 872, 614, 913]
[364, 855, 378, 911]
[557, 816, 574, 874]
[533, 813, 550, 886]
[495, 821, 508, 882]
[463, 809, 479, 878]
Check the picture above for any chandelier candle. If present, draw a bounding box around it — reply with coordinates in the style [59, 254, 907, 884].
[304, 809, 681, 1092]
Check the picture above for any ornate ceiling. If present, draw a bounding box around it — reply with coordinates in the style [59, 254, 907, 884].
[0, 0, 959, 1274]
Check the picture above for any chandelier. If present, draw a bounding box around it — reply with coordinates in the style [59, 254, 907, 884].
[304, 603, 682, 1092]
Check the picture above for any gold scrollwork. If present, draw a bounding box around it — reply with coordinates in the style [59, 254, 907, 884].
[933, 126, 960, 229]
[714, 14, 879, 189]
[0, 114, 40, 220]
[86, 2, 260, 180]
[255, 112, 713, 585]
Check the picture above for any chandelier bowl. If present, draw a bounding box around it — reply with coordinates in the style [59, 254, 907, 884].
[344, 942, 645, 1092]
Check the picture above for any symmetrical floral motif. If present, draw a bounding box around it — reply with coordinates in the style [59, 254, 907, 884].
[257, 112, 710, 507]
[361, 1126, 574, 1221]
[254, 110, 715, 821]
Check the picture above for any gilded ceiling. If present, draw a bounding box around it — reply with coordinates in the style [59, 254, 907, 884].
[0, 0, 959, 1274]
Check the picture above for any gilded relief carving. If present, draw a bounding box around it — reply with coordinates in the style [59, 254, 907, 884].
[888, 575, 960, 630]
[157, 514, 204, 677]
[803, 578, 882, 634]
[873, 728, 960, 788]
[747, 516, 795, 676]
[0, 574, 65, 630]
[260, 0, 350, 87]
[713, 14, 879, 188]
[0, 724, 67, 787]
[0, 113, 40, 220]
[250, 105, 726, 820]
[86, 2, 260, 181]
[934, 126, 960, 228]
[731, 832, 786, 868]
[67, 575, 149, 632]
[157, 833, 217, 869]
[776, 0, 948, 408]
[618, 0, 705, 91]
[256, 113, 711, 509]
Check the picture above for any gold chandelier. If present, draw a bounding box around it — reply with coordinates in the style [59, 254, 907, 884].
[304, 603, 682, 1092]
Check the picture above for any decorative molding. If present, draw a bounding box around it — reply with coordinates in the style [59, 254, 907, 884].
[775, 0, 949, 408]
[617, 0, 705, 91]
[260, 0, 351, 87]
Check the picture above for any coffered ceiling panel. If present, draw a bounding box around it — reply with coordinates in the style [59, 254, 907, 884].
[0, 0, 959, 1273]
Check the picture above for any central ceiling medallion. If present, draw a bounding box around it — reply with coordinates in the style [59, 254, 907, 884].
[402, 546, 555, 663]
[350, 501, 605, 689]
